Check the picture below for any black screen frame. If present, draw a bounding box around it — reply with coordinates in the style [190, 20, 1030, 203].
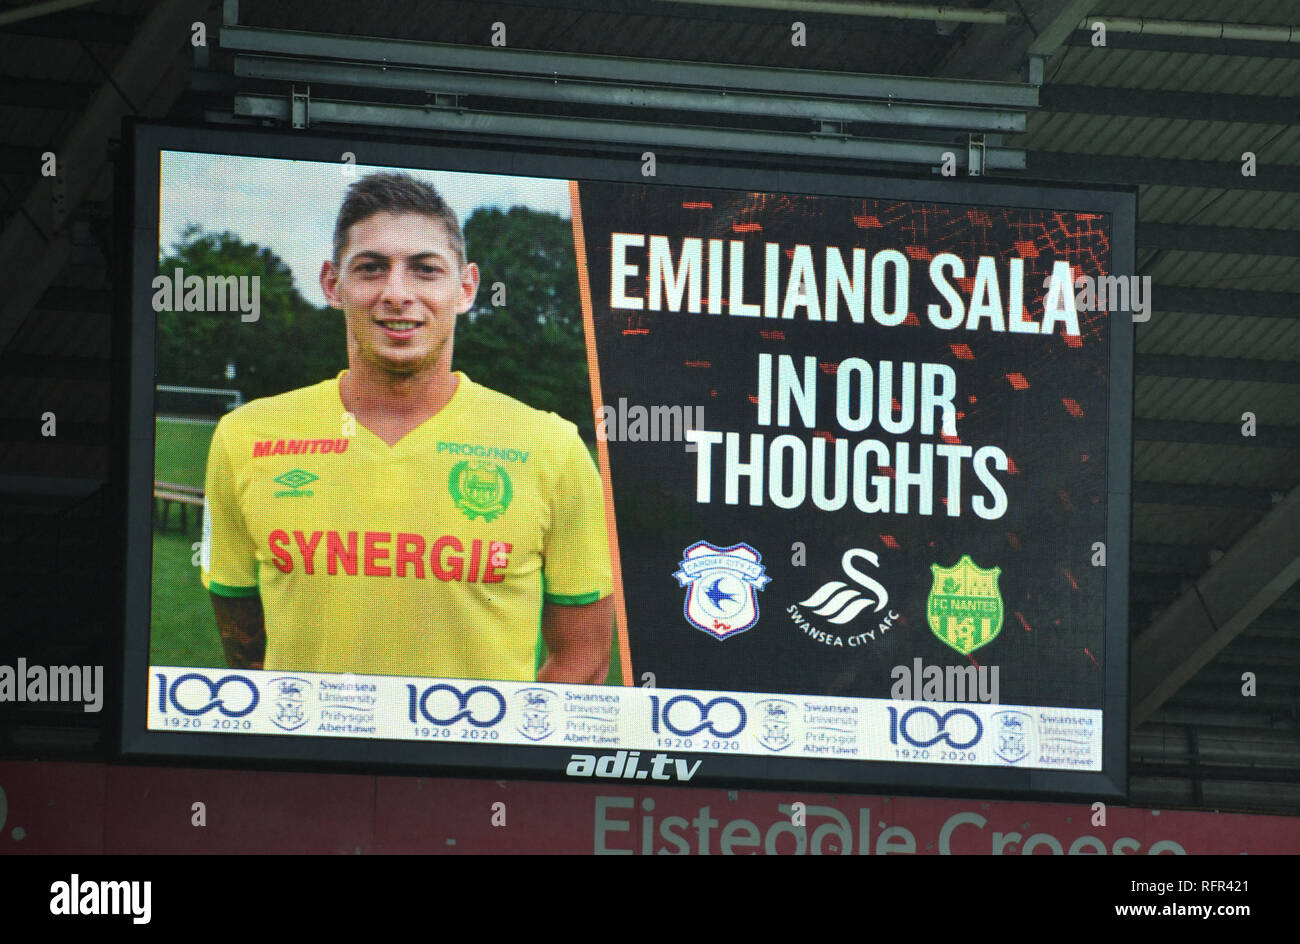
[118, 118, 1132, 802]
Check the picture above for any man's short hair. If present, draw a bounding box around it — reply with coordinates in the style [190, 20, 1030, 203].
[333, 171, 466, 269]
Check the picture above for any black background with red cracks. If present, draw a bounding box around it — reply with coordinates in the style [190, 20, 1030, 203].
[578, 180, 1112, 710]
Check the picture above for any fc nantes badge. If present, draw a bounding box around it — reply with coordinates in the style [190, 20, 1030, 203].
[927, 555, 1003, 655]
[449, 460, 512, 522]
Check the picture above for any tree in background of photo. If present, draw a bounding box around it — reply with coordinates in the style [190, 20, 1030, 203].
[455, 205, 592, 442]
[155, 223, 345, 403]
[155, 206, 590, 438]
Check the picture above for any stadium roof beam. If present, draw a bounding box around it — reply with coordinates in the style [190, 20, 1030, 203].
[1135, 354, 1300, 384]
[0, 0, 99, 28]
[1026, 151, 1300, 194]
[234, 94, 1027, 171]
[1063, 31, 1300, 60]
[1138, 223, 1300, 258]
[1132, 482, 1281, 510]
[0, 0, 207, 355]
[218, 26, 1038, 110]
[1084, 17, 1300, 43]
[233, 54, 1028, 134]
[1131, 482, 1300, 727]
[668, 0, 1013, 24]
[1134, 419, 1300, 448]
[1040, 84, 1300, 123]
[936, 0, 1090, 82]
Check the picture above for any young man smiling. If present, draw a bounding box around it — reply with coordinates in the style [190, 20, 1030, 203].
[199, 171, 614, 684]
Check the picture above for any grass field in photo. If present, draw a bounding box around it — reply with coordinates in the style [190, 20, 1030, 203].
[149, 415, 623, 682]
[151, 417, 222, 667]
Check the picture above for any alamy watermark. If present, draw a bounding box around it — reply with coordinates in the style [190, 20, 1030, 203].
[0, 659, 103, 712]
[1050, 273, 1152, 322]
[152, 267, 261, 322]
[50, 874, 151, 924]
[596, 398, 705, 446]
[890, 657, 999, 704]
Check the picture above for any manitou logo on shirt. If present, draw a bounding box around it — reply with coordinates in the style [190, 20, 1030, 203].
[268, 530, 513, 581]
[253, 439, 350, 457]
[566, 751, 702, 782]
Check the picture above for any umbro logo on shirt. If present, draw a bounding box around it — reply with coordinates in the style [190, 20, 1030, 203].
[274, 469, 318, 497]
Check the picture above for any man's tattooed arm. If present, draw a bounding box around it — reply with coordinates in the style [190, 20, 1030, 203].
[211, 595, 267, 670]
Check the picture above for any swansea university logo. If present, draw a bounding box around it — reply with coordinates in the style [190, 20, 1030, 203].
[927, 555, 1003, 655]
[448, 460, 512, 522]
[673, 541, 770, 640]
[269, 677, 311, 731]
[993, 710, 1032, 764]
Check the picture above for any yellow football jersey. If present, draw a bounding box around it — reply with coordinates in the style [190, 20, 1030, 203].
[199, 370, 613, 681]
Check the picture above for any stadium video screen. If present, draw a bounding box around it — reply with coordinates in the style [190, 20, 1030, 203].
[122, 122, 1132, 798]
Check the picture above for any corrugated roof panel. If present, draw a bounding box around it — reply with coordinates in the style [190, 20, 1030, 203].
[1135, 440, 1300, 488]
[1104, 0, 1300, 25]
[0, 441, 107, 479]
[1056, 46, 1300, 97]
[1137, 312, 1300, 361]
[1132, 503, 1265, 546]
[236, 0, 960, 75]
[1023, 114, 1290, 160]
[0, 374, 110, 424]
[8, 311, 111, 362]
[1144, 248, 1300, 288]
[1140, 188, 1300, 228]
[1135, 376, 1300, 422]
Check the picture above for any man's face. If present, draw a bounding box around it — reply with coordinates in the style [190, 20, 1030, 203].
[320, 211, 479, 378]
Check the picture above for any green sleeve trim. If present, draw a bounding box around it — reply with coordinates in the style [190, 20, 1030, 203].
[208, 580, 260, 599]
[536, 572, 547, 676]
[544, 589, 605, 606]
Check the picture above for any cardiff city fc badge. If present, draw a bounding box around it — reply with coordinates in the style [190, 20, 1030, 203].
[927, 554, 1003, 655]
[674, 541, 770, 640]
[448, 460, 512, 522]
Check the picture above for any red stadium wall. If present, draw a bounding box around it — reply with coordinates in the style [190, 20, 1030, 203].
[0, 760, 1295, 854]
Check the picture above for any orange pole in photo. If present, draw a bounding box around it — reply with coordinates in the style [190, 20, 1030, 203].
[569, 179, 634, 687]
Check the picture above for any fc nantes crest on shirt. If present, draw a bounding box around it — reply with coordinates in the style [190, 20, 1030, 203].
[927, 555, 1003, 656]
[200, 370, 613, 681]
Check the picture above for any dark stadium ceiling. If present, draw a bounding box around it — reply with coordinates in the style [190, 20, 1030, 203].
[0, 0, 1297, 813]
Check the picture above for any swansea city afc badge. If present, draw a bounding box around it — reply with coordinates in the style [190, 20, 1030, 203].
[927, 554, 1003, 655]
[673, 541, 771, 641]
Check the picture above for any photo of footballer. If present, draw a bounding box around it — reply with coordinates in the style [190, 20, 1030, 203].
[153, 159, 616, 685]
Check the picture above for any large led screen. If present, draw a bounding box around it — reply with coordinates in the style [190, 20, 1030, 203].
[121, 122, 1132, 799]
